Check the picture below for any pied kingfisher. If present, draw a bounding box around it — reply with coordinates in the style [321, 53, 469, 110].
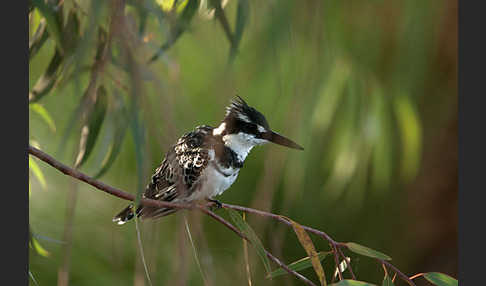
[113, 96, 303, 224]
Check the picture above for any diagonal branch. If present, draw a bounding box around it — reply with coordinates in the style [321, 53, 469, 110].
[28, 145, 416, 286]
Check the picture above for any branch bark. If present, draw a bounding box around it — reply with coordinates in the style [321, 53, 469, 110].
[28, 145, 416, 286]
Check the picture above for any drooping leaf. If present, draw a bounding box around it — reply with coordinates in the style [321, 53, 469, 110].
[149, 0, 199, 63]
[286, 217, 326, 285]
[329, 280, 377, 286]
[74, 86, 108, 168]
[156, 0, 189, 13]
[345, 242, 392, 261]
[62, 9, 80, 55]
[30, 103, 56, 132]
[393, 94, 422, 182]
[29, 49, 63, 103]
[226, 208, 272, 274]
[229, 0, 249, 62]
[29, 17, 49, 61]
[130, 108, 146, 208]
[93, 93, 129, 179]
[31, 0, 64, 54]
[29, 157, 46, 190]
[423, 272, 458, 286]
[29, 229, 49, 257]
[267, 252, 331, 279]
[382, 275, 394, 286]
[29, 270, 40, 286]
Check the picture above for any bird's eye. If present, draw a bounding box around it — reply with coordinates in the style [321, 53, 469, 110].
[240, 121, 257, 134]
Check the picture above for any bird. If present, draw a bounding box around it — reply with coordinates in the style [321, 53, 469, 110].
[113, 96, 303, 225]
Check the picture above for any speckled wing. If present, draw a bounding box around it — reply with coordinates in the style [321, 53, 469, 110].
[137, 125, 214, 219]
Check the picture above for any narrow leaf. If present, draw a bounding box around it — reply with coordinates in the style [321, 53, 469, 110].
[267, 252, 331, 279]
[30, 230, 50, 257]
[393, 94, 422, 182]
[31, 0, 64, 53]
[287, 217, 326, 286]
[345, 242, 392, 261]
[93, 124, 128, 178]
[423, 272, 458, 286]
[29, 18, 49, 61]
[382, 275, 394, 286]
[29, 157, 46, 190]
[29, 49, 63, 103]
[226, 208, 272, 274]
[30, 103, 56, 132]
[74, 86, 108, 168]
[149, 0, 199, 63]
[229, 0, 249, 62]
[329, 280, 377, 286]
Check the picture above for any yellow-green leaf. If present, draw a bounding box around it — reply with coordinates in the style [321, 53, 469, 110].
[329, 280, 377, 286]
[30, 103, 56, 132]
[29, 157, 46, 190]
[393, 94, 422, 182]
[423, 272, 458, 286]
[345, 242, 391, 261]
[226, 208, 271, 274]
[286, 217, 327, 286]
[30, 234, 49, 257]
[156, 0, 189, 13]
[267, 251, 331, 279]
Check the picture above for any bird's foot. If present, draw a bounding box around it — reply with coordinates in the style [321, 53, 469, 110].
[207, 198, 223, 209]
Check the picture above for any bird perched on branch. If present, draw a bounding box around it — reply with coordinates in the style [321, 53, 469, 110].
[113, 96, 303, 224]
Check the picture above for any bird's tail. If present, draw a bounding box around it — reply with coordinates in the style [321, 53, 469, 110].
[113, 203, 138, 225]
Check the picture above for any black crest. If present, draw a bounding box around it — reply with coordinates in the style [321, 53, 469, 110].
[224, 96, 270, 132]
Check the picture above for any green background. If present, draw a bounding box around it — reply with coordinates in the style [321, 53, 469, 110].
[29, 0, 457, 285]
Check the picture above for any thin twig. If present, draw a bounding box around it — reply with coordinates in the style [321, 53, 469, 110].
[134, 217, 153, 286]
[337, 247, 356, 280]
[379, 260, 416, 286]
[331, 244, 343, 281]
[184, 216, 209, 286]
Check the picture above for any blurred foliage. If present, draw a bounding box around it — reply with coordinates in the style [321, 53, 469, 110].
[29, 0, 457, 285]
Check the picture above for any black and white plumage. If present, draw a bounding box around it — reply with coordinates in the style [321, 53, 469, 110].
[113, 96, 303, 224]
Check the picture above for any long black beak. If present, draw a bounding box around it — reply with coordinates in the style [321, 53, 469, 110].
[263, 131, 304, 150]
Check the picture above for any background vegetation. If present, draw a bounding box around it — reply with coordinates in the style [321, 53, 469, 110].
[29, 0, 457, 285]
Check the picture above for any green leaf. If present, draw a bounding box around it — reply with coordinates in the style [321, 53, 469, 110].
[93, 94, 129, 179]
[74, 86, 108, 168]
[226, 208, 272, 274]
[29, 17, 49, 61]
[423, 272, 458, 286]
[30, 103, 56, 132]
[31, 0, 64, 54]
[345, 242, 392, 261]
[329, 280, 377, 286]
[393, 94, 422, 182]
[267, 252, 330, 278]
[149, 0, 199, 63]
[29, 157, 46, 190]
[29, 49, 63, 103]
[229, 0, 249, 62]
[382, 275, 394, 286]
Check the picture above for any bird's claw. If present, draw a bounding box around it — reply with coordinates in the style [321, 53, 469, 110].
[208, 199, 223, 209]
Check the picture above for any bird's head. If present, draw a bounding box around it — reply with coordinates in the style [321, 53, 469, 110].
[213, 96, 304, 154]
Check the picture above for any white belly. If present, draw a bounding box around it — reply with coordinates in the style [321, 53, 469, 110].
[186, 163, 239, 201]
